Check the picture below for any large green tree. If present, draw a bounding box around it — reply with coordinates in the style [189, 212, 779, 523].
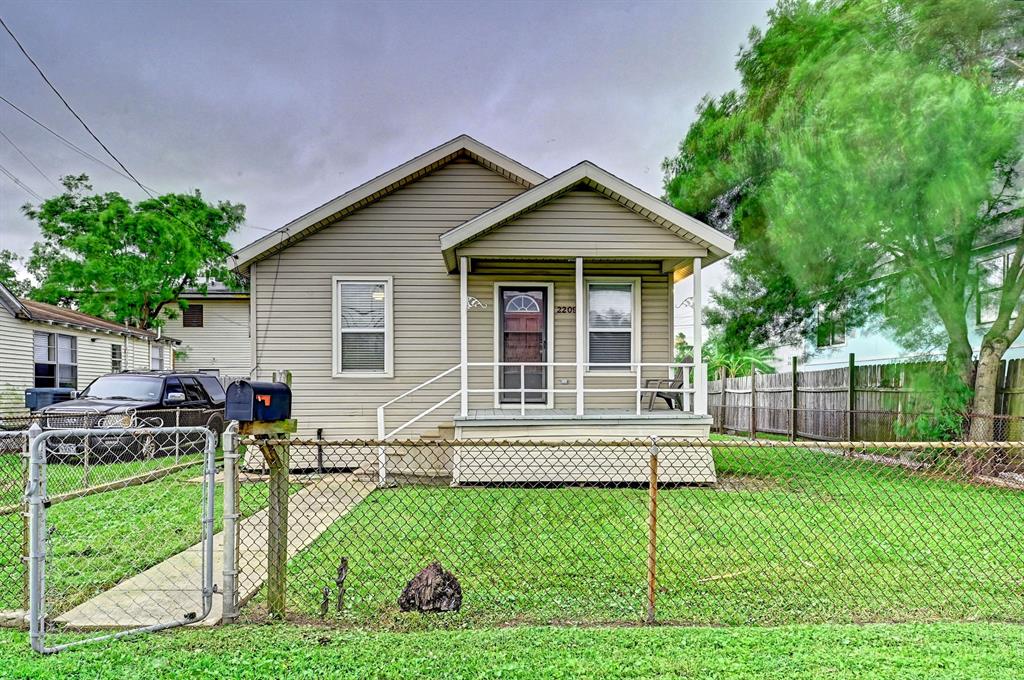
[663, 0, 1023, 437]
[24, 174, 245, 329]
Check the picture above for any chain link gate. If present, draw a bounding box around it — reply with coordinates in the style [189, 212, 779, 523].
[25, 424, 217, 654]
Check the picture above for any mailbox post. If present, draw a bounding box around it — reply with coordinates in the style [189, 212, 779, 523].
[226, 376, 295, 620]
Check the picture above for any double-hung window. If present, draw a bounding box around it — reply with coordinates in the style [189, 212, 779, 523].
[33, 332, 77, 389]
[333, 276, 393, 377]
[586, 280, 638, 372]
[111, 344, 123, 372]
[151, 344, 164, 370]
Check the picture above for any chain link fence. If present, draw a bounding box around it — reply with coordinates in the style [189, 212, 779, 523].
[26, 425, 217, 653]
[0, 409, 222, 634]
[231, 436, 1024, 629]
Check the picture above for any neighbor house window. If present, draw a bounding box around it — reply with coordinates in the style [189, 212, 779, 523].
[151, 344, 164, 370]
[976, 252, 1012, 325]
[33, 332, 77, 389]
[333, 276, 393, 376]
[111, 344, 123, 372]
[815, 306, 847, 348]
[182, 304, 204, 328]
[587, 281, 637, 371]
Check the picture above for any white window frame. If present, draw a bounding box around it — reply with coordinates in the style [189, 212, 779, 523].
[332, 275, 394, 378]
[151, 343, 164, 370]
[491, 281, 555, 410]
[584, 277, 641, 376]
[111, 344, 123, 372]
[33, 331, 78, 389]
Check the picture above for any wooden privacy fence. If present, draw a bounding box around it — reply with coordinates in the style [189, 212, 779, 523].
[708, 355, 1024, 441]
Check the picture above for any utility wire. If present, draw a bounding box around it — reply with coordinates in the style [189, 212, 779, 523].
[0, 96, 276, 234]
[0, 127, 58, 189]
[0, 160, 43, 200]
[0, 16, 153, 198]
[0, 95, 157, 191]
[0, 17, 242, 264]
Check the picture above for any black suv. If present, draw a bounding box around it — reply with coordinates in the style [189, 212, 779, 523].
[38, 371, 226, 459]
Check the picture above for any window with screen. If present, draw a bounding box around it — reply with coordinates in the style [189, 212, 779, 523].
[182, 304, 204, 328]
[334, 277, 392, 375]
[33, 332, 77, 389]
[151, 344, 164, 370]
[111, 344, 123, 372]
[587, 281, 635, 371]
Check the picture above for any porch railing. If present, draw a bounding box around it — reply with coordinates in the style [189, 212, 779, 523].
[377, 362, 707, 440]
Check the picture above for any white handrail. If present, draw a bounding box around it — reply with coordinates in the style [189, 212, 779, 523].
[376, 361, 707, 441]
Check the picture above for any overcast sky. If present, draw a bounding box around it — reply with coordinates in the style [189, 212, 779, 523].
[0, 0, 773, 333]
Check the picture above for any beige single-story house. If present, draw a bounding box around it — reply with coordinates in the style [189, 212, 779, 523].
[0, 282, 177, 413]
[231, 135, 733, 482]
[161, 282, 251, 380]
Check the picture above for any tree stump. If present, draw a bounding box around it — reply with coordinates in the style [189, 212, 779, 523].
[398, 562, 462, 613]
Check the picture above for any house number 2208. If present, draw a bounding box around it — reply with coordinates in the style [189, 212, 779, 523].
[556, 306, 576, 314]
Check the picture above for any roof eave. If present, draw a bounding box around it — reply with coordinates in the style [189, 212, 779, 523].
[439, 161, 735, 271]
[230, 135, 546, 274]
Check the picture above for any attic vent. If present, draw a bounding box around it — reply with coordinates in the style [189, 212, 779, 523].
[183, 304, 204, 328]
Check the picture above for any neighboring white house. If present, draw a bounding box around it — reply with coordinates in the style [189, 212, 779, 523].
[772, 244, 1023, 372]
[0, 282, 177, 413]
[230, 135, 734, 480]
[161, 282, 251, 379]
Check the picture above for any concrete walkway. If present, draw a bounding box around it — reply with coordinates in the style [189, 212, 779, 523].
[56, 473, 375, 629]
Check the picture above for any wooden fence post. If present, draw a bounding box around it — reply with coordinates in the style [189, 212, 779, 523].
[646, 437, 659, 625]
[750, 367, 758, 439]
[847, 353, 856, 440]
[790, 356, 798, 441]
[718, 367, 727, 434]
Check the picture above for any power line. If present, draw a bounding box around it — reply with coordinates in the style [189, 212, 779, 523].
[0, 160, 43, 200]
[0, 127, 59, 190]
[1, 17, 239, 264]
[0, 94, 157, 191]
[0, 16, 153, 199]
[0, 96, 276, 234]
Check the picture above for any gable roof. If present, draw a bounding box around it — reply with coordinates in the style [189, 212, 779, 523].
[0, 282, 175, 342]
[439, 161, 735, 271]
[231, 135, 546, 274]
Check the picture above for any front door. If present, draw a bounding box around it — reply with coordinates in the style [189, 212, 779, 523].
[499, 287, 548, 404]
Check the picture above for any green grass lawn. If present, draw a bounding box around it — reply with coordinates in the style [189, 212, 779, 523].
[1, 623, 1022, 679]
[0, 463, 268, 613]
[275, 444, 1023, 628]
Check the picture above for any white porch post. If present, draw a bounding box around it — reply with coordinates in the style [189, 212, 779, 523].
[460, 256, 469, 417]
[575, 256, 585, 416]
[692, 256, 707, 415]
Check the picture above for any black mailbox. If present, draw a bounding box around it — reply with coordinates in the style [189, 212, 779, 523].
[25, 387, 75, 411]
[225, 380, 292, 422]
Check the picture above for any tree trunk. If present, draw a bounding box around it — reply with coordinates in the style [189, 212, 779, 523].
[968, 339, 1006, 441]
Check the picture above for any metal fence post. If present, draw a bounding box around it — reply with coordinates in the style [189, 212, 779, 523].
[26, 424, 44, 653]
[847, 353, 856, 440]
[646, 435, 659, 625]
[790, 356, 798, 441]
[750, 367, 758, 439]
[221, 422, 240, 624]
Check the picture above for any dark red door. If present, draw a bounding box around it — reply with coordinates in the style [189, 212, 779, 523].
[499, 288, 547, 404]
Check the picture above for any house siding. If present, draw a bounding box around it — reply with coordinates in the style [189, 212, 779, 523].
[457, 188, 707, 259]
[0, 303, 173, 414]
[251, 158, 528, 438]
[162, 298, 251, 377]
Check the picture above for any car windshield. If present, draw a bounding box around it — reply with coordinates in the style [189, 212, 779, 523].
[81, 375, 164, 401]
